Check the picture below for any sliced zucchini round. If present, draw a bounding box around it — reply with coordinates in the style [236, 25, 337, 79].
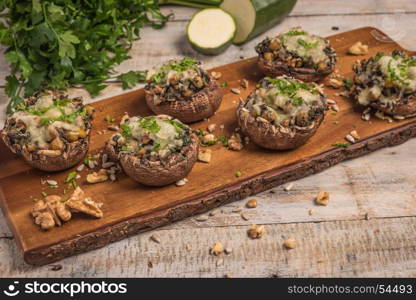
[187, 8, 236, 56]
[220, 0, 298, 45]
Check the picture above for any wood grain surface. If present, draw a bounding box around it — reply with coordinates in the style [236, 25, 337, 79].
[1, 0, 416, 277]
[1, 27, 415, 266]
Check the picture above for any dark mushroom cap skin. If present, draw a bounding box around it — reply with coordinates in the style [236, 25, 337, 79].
[145, 79, 222, 123]
[257, 56, 334, 82]
[144, 57, 223, 123]
[105, 115, 198, 187]
[351, 51, 416, 118]
[255, 28, 336, 82]
[1, 91, 92, 172]
[237, 76, 327, 150]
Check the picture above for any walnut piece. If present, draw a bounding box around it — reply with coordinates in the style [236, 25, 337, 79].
[283, 238, 297, 249]
[198, 149, 212, 163]
[86, 169, 108, 184]
[210, 242, 224, 256]
[246, 199, 257, 208]
[327, 78, 343, 89]
[315, 190, 330, 206]
[31, 195, 72, 230]
[66, 187, 103, 218]
[247, 225, 265, 239]
[227, 133, 244, 151]
[348, 41, 369, 55]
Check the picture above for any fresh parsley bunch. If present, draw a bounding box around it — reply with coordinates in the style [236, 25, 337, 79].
[0, 0, 171, 113]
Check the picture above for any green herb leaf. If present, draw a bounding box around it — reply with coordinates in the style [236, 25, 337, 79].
[121, 124, 132, 138]
[332, 142, 349, 148]
[65, 171, 77, 183]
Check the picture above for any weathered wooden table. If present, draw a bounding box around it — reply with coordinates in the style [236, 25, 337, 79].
[1, 0, 416, 277]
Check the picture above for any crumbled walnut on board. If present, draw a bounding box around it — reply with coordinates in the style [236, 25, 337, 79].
[228, 133, 244, 151]
[66, 187, 103, 218]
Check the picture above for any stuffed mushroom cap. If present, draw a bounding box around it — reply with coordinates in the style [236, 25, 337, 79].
[237, 76, 327, 150]
[1, 91, 93, 171]
[105, 115, 198, 186]
[144, 57, 223, 123]
[255, 28, 336, 82]
[351, 51, 416, 118]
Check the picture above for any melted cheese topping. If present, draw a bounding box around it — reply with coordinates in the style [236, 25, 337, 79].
[122, 116, 187, 158]
[281, 31, 329, 65]
[9, 95, 83, 149]
[356, 53, 416, 106]
[244, 78, 322, 125]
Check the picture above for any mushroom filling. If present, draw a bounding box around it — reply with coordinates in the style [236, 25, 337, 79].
[352, 51, 416, 108]
[3, 91, 91, 154]
[111, 116, 192, 161]
[255, 28, 336, 71]
[240, 77, 326, 127]
[145, 57, 211, 104]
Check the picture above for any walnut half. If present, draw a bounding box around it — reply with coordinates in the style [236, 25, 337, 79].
[31, 195, 72, 230]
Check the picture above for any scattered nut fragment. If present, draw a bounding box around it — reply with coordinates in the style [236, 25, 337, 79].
[195, 214, 209, 222]
[186, 244, 192, 252]
[76, 164, 85, 172]
[66, 187, 104, 218]
[350, 130, 360, 140]
[308, 208, 315, 216]
[108, 125, 119, 131]
[202, 133, 216, 144]
[211, 71, 222, 80]
[227, 133, 244, 151]
[283, 238, 297, 249]
[207, 124, 217, 133]
[240, 79, 249, 89]
[345, 134, 355, 144]
[331, 104, 339, 112]
[198, 149, 212, 163]
[46, 180, 58, 186]
[150, 234, 161, 244]
[210, 242, 224, 256]
[348, 41, 369, 55]
[284, 183, 294, 192]
[209, 209, 219, 216]
[315, 190, 330, 206]
[224, 247, 232, 255]
[326, 99, 336, 105]
[216, 258, 224, 267]
[50, 264, 63, 271]
[327, 78, 343, 89]
[224, 273, 232, 278]
[247, 225, 265, 239]
[241, 212, 250, 221]
[175, 178, 188, 186]
[231, 207, 243, 213]
[246, 199, 257, 208]
[231, 88, 241, 94]
[86, 169, 108, 184]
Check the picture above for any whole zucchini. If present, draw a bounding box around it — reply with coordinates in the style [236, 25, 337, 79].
[220, 0, 298, 45]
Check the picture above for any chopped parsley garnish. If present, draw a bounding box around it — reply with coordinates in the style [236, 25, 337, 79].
[285, 29, 307, 36]
[343, 79, 353, 90]
[297, 38, 319, 50]
[104, 115, 115, 123]
[332, 142, 348, 148]
[139, 117, 161, 133]
[166, 119, 185, 134]
[121, 124, 132, 138]
[150, 57, 198, 84]
[218, 136, 229, 146]
[65, 171, 77, 183]
[265, 77, 317, 105]
[221, 81, 228, 87]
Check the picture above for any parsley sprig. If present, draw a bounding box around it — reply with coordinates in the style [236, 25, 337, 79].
[0, 0, 172, 114]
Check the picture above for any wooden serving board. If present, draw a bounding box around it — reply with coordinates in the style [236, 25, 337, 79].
[1, 27, 416, 265]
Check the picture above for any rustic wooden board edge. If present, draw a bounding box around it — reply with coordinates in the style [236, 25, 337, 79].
[23, 119, 416, 265]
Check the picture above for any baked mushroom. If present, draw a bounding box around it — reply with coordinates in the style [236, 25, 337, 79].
[255, 28, 336, 82]
[105, 115, 198, 186]
[144, 57, 223, 123]
[237, 76, 327, 150]
[1, 90, 93, 171]
[351, 50, 416, 118]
